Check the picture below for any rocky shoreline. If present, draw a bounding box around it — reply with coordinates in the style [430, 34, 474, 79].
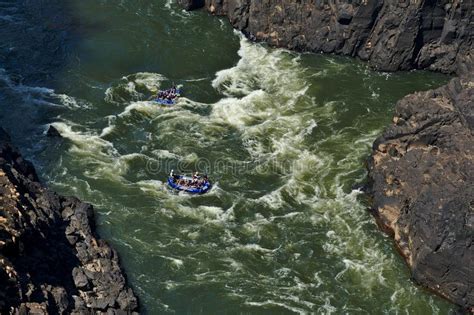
[0, 1, 140, 313]
[0, 129, 139, 314]
[178, 0, 473, 311]
[178, 0, 473, 75]
[368, 77, 473, 311]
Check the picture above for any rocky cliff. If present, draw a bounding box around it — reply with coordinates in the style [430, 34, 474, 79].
[178, 0, 473, 75]
[367, 77, 473, 311]
[0, 129, 139, 314]
[178, 0, 474, 311]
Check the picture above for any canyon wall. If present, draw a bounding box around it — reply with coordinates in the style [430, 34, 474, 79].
[179, 0, 473, 75]
[368, 77, 473, 311]
[0, 129, 139, 314]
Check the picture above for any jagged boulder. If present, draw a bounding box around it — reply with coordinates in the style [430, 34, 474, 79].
[367, 76, 474, 312]
[176, 0, 204, 10]
[46, 125, 62, 138]
[0, 128, 139, 314]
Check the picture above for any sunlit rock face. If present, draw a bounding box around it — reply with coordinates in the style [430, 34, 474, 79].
[367, 77, 473, 312]
[0, 129, 139, 314]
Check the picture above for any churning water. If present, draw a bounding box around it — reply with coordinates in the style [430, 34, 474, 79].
[0, 0, 453, 313]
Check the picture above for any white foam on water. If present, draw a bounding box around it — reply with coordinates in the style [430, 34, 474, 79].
[136, 179, 168, 196]
[49, 121, 156, 184]
[207, 40, 327, 220]
[159, 255, 184, 269]
[34, 29, 449, 313]
[172, 204, 229, 223]
[208, 36, 333, 201]
[150, 149, 180, 160]
[268, 211, 301, 221]
[51, 121, 117, 157]
[241, 243, 278, 253]
[99, 115, 117, 137]
[162, 0, 191, 18]
[317, 295, 337, 315]
[118, 101, 160, 117]
[210, 90, 267, 128]
[54, 93, 90, 109]
[255, 185, 286, 209]
[199, 34, 432, 313]
[105, 72, 167, 105]
[218, 19, 226, 30]
[244, 300, 307, 315]
[222, 257, 244, 271]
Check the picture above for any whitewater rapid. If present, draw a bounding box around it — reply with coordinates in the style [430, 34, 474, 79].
[0, 0, 454, 312]
[4, 32, 442, 314]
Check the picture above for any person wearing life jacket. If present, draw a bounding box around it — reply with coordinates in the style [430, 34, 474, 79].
[190, 172, 197, 185]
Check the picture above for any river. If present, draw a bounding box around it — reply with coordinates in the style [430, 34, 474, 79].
[0, 0, 454, 313]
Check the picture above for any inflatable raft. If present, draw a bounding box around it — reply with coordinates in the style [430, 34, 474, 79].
[167, 171, 212, 194]
[154, 89, 182, 106]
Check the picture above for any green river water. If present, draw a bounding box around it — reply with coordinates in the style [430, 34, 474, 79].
[0, 0, 454, 313]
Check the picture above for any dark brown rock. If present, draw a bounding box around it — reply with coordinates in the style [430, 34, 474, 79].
[72, 267, 89, 289]
[177, 0, 204, 10]
[180, 0, 473, 75]
[46, 125, 62, 138]
[367, 76, 474, 312]
[51, 287, 69, 313]
[0, 128, 139, 314]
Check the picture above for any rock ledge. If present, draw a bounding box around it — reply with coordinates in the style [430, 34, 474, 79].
[178, 0, 473, 75]
[367, 77, 473, 312]
[0, 129, 139, 314]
